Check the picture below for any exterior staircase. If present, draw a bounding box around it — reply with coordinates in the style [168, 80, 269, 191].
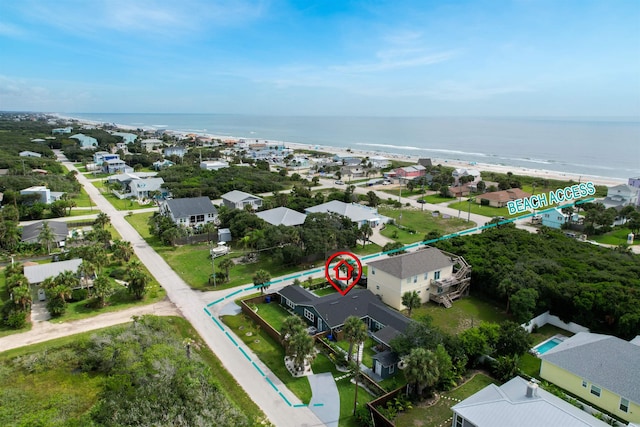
[429, 252, 471, 308]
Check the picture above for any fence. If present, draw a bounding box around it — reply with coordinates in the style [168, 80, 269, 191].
[174, 232, 218, 246]
[366, 387, 405, 427]
[521, 311, 589, 334]
[239, 293, 283, 343]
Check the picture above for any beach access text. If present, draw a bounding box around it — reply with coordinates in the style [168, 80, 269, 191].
[507, 182, 596, 215]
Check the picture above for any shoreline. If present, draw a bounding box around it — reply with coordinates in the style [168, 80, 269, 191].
[56, 113, 629, 187]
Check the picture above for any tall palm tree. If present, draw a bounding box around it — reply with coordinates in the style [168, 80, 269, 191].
[359, 223, 373, 248]
[403, 347, 440, 397]
[253, 269, 271, 294]
[94, 212, 111, 230]
[78, 261, 96, 288]
[280, 315, 306, 354]
[126, 260, 150, 300]
[290, 328, 315, 373]
[343, 315, 368, 362]
[112, 239, 134, 263]
[37, 221, 56, 254]
[12, 283, 32, 312]
[218, 258, 235, 282]
[401, 291, 421, 318]
[54, 270, 78, 302]
[92, 275, 115, 307]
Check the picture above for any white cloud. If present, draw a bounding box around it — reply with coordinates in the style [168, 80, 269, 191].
[0, 21, 28, 38]
[331, 50, 457, 73]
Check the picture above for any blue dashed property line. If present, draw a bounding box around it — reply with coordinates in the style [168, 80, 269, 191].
[265, 377, 279, 392]
[225, 331, 239, 346]
[252, 361, 266, 377]
[279, 392, 293, 406]
[204, 197, 596, 410]
[239, 347, 252, 362]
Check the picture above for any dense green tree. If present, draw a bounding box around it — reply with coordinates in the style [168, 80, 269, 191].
[495, 321, 533, 357]
[111, 239, 134, 263]
[253, 269, 271, 294]
[126, 260, 150, 300]
[92, 275, 115, 307]
[280, 315, 307, 355]
[401, 291, 421, 318]
[510, 287, 539, 323]
[403, 347, 439, 397]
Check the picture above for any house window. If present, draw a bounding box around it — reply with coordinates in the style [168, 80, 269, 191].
[376, 285, 380, 290]
[620, 398, 629, 413]
[285, 298, 294, 309]
[413, 275, 417, 283]
[196, 214, 204, 222]
[406, 278, 411, 284]
[582, 380, 588, 388]
[454, 414, 464, 427]
[590, 385, 601, 397]
[388, 364, 394, 374]
[304, 308, 314, 322]
[424, 272, 428, 280]
[371, 268, 375, 275]
[434, 271, 440, 280]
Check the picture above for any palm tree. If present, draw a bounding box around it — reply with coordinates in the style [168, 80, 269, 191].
[343, 315, 368, 362]
[253, 269, 271, 294]
[78, 261, 96, 288]
[94, 212, 111, 230]
[112, 239, 134, 263]
[126, 260, 151, 300]
[218, 258, 235, 282]
[54, 270, 78, 302]
[12, 283, 32, 312]
[280, 315, 306, 354]
[92, 275, 115, 307]
[359, 223, 373, 248]
[290, 328, 315, 373]
[37, 221, 56, 254]
[403, 347, 440, 398]
[401, 291, 421, 318]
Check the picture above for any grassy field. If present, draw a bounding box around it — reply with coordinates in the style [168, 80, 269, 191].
[394, 373, 497, 427]
[410, 296, 510, 335]
[352, 242, 384, 256]
[221, 312, 313, 403]
[336, 336, 377, 368]
[0, 316, 264, 425]
[255, 300, 291, 332]
[71, 187, 94, 207]
[379, 207, 472, 244]
[591, 227, 639, 246]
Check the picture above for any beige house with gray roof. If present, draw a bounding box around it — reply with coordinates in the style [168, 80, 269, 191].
[367, 247, 470, 310]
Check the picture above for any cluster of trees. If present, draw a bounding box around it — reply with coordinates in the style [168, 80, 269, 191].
[435, 225, 640, 338]
[390, 316, 533, 398]
[581, 202, 640, 235]
[157, 164, 287, 199]
[280, 315, 316, 372]
[1, 264, 32, 328]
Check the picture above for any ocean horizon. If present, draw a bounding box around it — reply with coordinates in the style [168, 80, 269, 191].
[63, 113, 639, 180]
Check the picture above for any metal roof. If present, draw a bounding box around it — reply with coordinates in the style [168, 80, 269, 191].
[222, 190, 262, 203]
[368, 247, 454, 279]
[256, 207, 307, 226]
[21, 221, 68, 244]
[452, 376, 609, 427]
[305, 200, 380, 223]
[541, 332, 640, 404]
[24, 258, 83, 285]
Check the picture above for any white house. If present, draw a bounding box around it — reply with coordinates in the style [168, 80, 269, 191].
[93, 151, 120, 165]
[367, 247, 470, 310]
[256, 207, 307, 226]
[140, 138, 164, 151]
[221, 190, 263, 210]
[160, 196, 218, 228]
[107, 173, 167, 200]
[452, 168, 481, 185]
[164, 146, 187, 157]
[70, 133, 98, 149]
[305, 200, 390, 228]
[20, 186, 64, 204]
[452, 376, 609, 427]
[200, 160, 229, 171]
[600, 184, 639, 209]
[102, 158, 131, 174]
[19, 151, 42, 158]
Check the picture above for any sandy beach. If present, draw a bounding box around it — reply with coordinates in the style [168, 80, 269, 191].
[59, 114, 628, 188]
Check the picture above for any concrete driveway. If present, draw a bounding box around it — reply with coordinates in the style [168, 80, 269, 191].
[308, 373, 340, 427]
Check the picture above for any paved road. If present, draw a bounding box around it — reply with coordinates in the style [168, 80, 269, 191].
[53, 152, 326, 427]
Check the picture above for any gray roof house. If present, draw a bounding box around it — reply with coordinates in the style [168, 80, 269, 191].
[256, 207, 307, 226]
[540, 332, 640, 423]
[160, 196, 218, 228]
[305, 200, 390, 228]
[452, 376, 609, 427]
[222, 190, 263, 210]
[24, 258, 83, 285]
[21, 221, 68, 246]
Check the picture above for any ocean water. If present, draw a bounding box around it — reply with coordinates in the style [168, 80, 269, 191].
[65, 113, 640, 180]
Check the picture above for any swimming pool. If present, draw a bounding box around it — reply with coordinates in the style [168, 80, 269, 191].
[534, 337, 563, 355]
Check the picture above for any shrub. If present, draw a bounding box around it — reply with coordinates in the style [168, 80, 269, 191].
[5, 310, 27, 329]
[109, 268, 127, 280]
[71, 288, 89, 302]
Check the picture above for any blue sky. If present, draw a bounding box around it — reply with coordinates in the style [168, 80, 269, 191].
[0, 0, 639, 116]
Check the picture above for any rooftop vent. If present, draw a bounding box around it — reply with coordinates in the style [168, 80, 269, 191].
[526, 380, 539, 398]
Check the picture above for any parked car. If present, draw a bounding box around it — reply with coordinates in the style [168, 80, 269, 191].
[417, 199, 426, 204]
[334, 180, 344, 185]
[382, 180, 391, 185]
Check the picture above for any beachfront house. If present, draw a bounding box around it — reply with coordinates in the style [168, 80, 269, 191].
[370, 156, 391, 168]
[452, 168, 481, 185]
[111, 132, 137, 144]
[160, 196, 218, 228]
[629, 177, 640, 206]
[221, 190, 263, 210]
[539, 332, 640, 424]
[256, 207, 307, 227]
[305, 200, 390, 228]
[394, 165, 426, 180]
[452, 376, 610, 427]
[600, 184, 640, 209]
[477, 188, 531, 208]
[367, 247, 471, 310]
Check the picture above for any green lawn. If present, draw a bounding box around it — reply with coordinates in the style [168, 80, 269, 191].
[422, 194, 456, 204]
[410, 296, 510, 335]
[379, 207, 472, 244]
[518, 353, 542, 378]
[591, 227, 639, 246]
[256, 301, 291, 332]
[352, 243, 383, 256]
[126, 212, 302, 291]
[394, 373, 497, 427]
[221, 313, 313, 403]
[337, 377, 376, 427]
[529, 324, 574, 345]
[314, 286, 339, 296]
[0, 316, 265, 425]
[71, 187, 94, 207]
[336, 337, 377, 369]
[92, 180, 156, 210]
